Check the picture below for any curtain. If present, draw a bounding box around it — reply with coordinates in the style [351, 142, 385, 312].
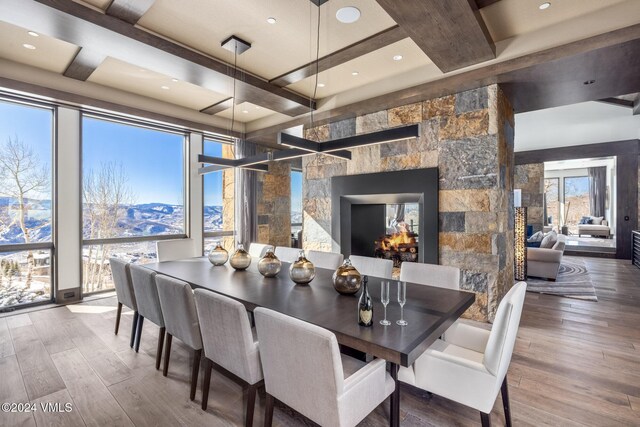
[235, 139, 258, 246]
[588, 166, 606, 218]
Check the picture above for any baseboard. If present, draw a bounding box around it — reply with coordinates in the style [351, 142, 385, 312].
[55, 287, 81, 304]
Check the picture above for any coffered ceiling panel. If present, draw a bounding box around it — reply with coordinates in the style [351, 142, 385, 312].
[88, 57, 230, 111]
[215, 101, 287, 123]
[287, 38, 432, 99]
[0, 21, 79, 74]
[137, 0, 397, 80]
[481, 0, 629, 42]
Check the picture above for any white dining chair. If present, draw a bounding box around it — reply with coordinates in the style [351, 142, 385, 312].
[255, 307, 395, 427]
[155, 275, 203, 401]
[194, 289, 263, 425]
[349, 255, 393, 279]
[156, 238, 198, 262]
[274, 246, 301, 263]
[306, 250, 344, 270]
[398, 282, 527, 427]
[248, 242, 274, 258]
[399, 262, 461, 290]
[129, 265, 165, 369]
[109, 258, 138, 348]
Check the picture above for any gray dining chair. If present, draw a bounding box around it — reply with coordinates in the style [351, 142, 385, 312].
[349, 255, 394, 279]
[156, 238, 198, 262]
[129, 264, 165, 369]
[306, 250, 344, 270]
[194, 289, 263, 425]
[255, 307, 395, 427]
[109, 258, 138, 348]
[248, 242, 274, 259]
[155, 275, 203, 401]
[399, 262, 461, 290]
[274, 246, 301, 263]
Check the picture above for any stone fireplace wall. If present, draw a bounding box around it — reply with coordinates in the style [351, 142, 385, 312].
[302, 85, 515, 322]
[515, 163, 545, 233]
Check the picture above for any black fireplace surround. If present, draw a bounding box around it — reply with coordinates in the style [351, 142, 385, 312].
[331, 168, 439, 265]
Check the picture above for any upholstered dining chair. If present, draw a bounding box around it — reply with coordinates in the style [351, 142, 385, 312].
[129, 265, 165, 369]
[156, 238, 198, 262]
[399, 262, 461, 290]
[155, 275, 203, 401]
[349, 255, 394, 279]
[397, 282, 528, 427]
[254, 307, 395, 427]
[306, 250, 344, 270]
[109, 258, 138, 348]
[194, 289, 263, 425]
[274, 246, 301, 263]
[248, 242, 274, 259]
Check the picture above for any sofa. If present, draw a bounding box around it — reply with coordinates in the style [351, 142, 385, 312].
[527, 234, 567, 281]
[578, 218, 610, 238]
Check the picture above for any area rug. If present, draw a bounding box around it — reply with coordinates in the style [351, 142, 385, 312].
[526, 258, 598, 301]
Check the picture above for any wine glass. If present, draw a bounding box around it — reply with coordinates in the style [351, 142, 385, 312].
[396, 281, 408, 326]
[380, 281, 391, 326]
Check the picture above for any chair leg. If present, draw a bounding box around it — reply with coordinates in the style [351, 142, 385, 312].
[155, 327, 165, 370]
[245, 383, 257, 427]
[130, 311, 139, 348]
[480, 412, 492, 427]
[501, 376, 512, 427]
[264, 393, 274, 427]
[190, 348, 202, 401]
[163, 333, 172, 377]
[134, 315, 144, 353]
[115, 302, 122, 335]
[201, 358, 212, 411]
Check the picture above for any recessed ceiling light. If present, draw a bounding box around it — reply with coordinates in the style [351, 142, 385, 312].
[583, 80, 596, 85]
[317, 83, 325, 88]
[393, 55, 403, 61]
[22, 43, 36, 50]
[351, 71, 359, 76]
[267, 17, 277, 24]
[161, 85, 170, 90]
[27, 31, 39, 37]
[336, 6, 361, 24]
[539, 2, 551, 10]
[242, 110, 249, 114]
[171, 78, 179, 82]
[255, 106, 261, 109]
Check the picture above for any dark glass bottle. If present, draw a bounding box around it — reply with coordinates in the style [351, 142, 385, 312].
[358, 275, 373, 327]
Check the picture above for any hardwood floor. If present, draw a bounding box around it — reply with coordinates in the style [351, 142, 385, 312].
[0, 256, 638, 426]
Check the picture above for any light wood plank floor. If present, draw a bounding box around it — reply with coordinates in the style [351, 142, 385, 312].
[1, 256, 639, 426]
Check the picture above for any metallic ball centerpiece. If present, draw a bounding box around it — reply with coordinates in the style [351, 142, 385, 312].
[258, 249, 282, 277]
[230, 243, 251, 271]
[332, 258, 362, 295]
[289, 250, 315, 284]
[207, 241, 229, 266]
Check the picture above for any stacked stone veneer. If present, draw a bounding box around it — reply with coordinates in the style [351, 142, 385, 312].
[515, 163, 545, 233]
[257, 160, 291, 247]
[302, 85, 515, 322]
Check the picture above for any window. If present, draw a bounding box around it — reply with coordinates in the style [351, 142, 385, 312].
[291, 169, 302, 234]
[82, 116, 186, 293]
[203, 139, 234, 251]
[544, 178, 560, 226]
[564, 176, 590, 230]
[0, 98, 53, 309]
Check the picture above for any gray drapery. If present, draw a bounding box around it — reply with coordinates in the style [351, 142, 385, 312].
[588, 166, 606, 218]
[235, 139, 258, 247]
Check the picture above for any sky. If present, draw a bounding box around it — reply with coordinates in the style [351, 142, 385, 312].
[291, 170, 302, 213]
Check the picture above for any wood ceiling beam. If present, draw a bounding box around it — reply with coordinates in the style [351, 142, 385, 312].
[199, 98, 234, 116]
[270, 25, 407, 87]
[475, 0, 501, 9]
[595, 97, 634, 108]
[634, 97, 640, 115]
[105, 0, 156, 25]
[374, 0, 495, 73]
[246, 24, 640, 145]
[1, 0, 313, 116]
[63, 48, 106, 81]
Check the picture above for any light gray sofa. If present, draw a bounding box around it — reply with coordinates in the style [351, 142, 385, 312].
[527, 235, 567, 281]
[578, 219, 610, 238]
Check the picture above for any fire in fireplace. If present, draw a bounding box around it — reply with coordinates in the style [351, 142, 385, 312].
[374, 231, 419, 267]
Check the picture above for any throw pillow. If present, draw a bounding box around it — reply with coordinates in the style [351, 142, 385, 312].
[540, 231, 558, 249]
[527, 231, 544, 243]
[587, 219, 593, 224]
[591, 216, 604, 225]
[579, 216, 590, 225]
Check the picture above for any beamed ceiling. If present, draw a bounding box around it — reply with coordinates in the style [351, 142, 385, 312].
[0, 0, 639, 147]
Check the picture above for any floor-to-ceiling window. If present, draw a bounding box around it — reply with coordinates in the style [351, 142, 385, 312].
[203, 138, 234, 252]
[0, 98, 53, 309]
[564, 176, 591, 232]
[544, 177, 560, 228]
[81, 115, 186, 293]
[290, 169, 302, 247]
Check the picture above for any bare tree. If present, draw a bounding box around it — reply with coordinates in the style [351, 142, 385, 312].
[0, 136, 49, 287]
[83, 162, 133, 292]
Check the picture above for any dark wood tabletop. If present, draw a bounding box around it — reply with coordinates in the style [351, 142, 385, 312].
[144, 257, 475, 367]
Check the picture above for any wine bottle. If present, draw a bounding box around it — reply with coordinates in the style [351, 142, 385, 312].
[358, 275, 373, 327]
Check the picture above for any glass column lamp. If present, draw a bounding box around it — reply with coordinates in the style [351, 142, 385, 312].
[514, 207, 527, 281]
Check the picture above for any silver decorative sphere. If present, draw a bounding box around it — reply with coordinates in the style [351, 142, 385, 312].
[258, 250, 282, 277]
[208, 242, 229, 266]
[289, 250, 315, 284]
[230, 243, 251, 271]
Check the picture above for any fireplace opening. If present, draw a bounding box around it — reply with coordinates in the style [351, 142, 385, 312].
[374, 203, 419, 267]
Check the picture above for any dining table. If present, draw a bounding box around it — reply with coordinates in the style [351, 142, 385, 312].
[144, 256, 475, 427]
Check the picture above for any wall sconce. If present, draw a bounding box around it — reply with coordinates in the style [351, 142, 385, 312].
[514, 207, 527, 281]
